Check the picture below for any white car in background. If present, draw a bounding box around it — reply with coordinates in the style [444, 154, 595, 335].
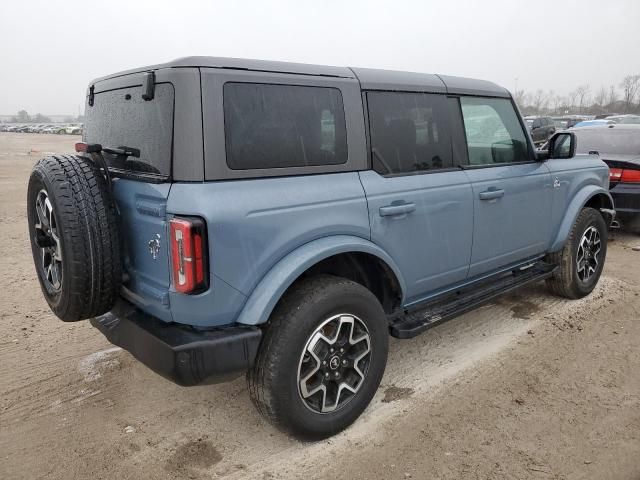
[64, 124, 83, 135]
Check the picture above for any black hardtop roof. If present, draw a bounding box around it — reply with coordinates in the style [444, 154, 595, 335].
[90, 56, 510, 98]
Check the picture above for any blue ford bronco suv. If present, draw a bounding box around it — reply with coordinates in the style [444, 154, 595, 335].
[27, 57, 614, 439]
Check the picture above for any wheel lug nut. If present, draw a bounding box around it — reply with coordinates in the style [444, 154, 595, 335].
[342, 359, 348, 366]
[340, 348, 344, 353]
[334, 372, 340, 378]
[325, 372, 330, 379]
[329, 348, 334, 353]
[322, 360, 327, 365]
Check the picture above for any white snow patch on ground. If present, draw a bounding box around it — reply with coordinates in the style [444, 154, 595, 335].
[78, 347, 122, 382]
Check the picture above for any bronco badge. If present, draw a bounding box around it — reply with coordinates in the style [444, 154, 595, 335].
[148, 234, 161, 260]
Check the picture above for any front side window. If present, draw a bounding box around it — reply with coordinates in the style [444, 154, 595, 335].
[223, 83, 347, 170]
[460, 97, 529, 165]
[367, 92, 454, 175]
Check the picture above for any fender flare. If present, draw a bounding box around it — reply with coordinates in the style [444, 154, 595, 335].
[235, 235, 406, 326]
[549, 185, 613, 252]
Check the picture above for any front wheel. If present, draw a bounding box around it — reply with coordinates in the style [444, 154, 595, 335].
[247, 275, 389, 439]
[546, 207, 608, 299]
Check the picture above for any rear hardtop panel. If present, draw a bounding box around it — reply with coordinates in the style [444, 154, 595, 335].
[86, 67, 203, 181]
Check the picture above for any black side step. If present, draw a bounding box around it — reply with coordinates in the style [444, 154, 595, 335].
[389, 261, 557, 339]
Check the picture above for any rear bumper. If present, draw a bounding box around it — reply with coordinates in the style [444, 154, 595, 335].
[610, 183, 640, 215]
[90, 300, 262, 386]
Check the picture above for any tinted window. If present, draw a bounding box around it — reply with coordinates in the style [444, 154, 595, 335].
[573, 128, 640, 155]
[223, 83, 347, 170]
[367, 92, 453, 175]
[460, 97, 529, 165]
[84, 83, 174, 177]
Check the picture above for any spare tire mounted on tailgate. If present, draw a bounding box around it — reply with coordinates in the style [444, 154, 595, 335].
[27, 154, 121, 321]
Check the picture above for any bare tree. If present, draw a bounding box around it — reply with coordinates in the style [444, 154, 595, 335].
[568, 90, 579, 112]
[575, 85, 590, 114]
[607, 85, 618, 109]
[620, 74, 640, 113]
[552, 94, 564, 114]
[531, 89, 551, 114]
[513, 88, 528, 109]
[594, 86, 607, 106]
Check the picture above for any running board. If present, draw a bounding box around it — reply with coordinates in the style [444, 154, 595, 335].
[389, 261, 557, 339]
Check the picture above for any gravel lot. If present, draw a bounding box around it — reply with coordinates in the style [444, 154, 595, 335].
[1, 133, 639, 480]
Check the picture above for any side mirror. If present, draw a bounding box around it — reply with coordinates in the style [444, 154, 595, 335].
[547, 132, 576, 160]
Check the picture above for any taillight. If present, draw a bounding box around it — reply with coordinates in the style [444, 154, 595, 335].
[609, 168, 623, 182]
[169, 217, 208, 294]
[621, 169, 640, 183]
[610, 167, 640, 184]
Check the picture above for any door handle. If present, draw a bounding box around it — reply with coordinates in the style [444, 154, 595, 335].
[379, 202, 416, 217]
[479, 188, 505, 200]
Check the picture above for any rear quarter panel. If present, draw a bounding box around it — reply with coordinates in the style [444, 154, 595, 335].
[167, 172, 370, 325]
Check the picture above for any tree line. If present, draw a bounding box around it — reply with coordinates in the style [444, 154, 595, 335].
[515, 74, 640, 116]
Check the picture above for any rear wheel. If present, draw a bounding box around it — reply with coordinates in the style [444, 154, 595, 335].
[546, 207, 607, 299]
[247, 275, 389, 439]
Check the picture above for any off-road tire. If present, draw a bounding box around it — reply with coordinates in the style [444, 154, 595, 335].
[546, 207, 607, 299]
[247, 275, 389, 440]
[27, 154, 121, 321]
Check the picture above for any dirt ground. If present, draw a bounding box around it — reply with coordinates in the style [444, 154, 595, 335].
[1, 132, 639, 480]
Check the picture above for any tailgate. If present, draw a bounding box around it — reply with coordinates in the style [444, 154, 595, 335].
[113, 179, 172, 322]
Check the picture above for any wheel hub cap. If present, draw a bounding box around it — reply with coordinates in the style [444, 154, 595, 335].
[297, 314, 372, 414]
[576, 226, 600, 283]
[34, 189, 63, 291]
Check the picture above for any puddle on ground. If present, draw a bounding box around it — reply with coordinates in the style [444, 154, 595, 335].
[510, 299, 541, 319]
[165, 437, 222, 476]
[382, 385, 415, 403]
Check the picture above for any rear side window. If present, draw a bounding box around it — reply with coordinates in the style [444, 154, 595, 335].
[367, 92, 453, 175]
[223, 83, 347, 170]
[84, 83, 174, 177]
[460, 97, 529, 165]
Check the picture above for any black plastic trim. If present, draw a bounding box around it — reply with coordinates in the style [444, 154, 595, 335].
[90, 300, 262, 386]
[390, 260, 557, 339]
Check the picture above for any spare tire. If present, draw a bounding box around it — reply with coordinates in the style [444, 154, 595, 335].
[27, 154, 122, 321]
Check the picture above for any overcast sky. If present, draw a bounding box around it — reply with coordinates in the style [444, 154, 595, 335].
[1, 0, 638, 115]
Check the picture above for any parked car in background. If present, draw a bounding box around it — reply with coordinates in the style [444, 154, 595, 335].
[573, 119, 614, 128]
[569, 124, 640, 232]
[552, 117, 568, 130]
[524, 116, 556, 145]
[65, 124, 83, 135]
[49, 125, 68, 134]
[605, 114, 640, 125]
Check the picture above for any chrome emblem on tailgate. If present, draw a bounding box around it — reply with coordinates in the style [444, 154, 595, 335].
[148, 234, 161, 260]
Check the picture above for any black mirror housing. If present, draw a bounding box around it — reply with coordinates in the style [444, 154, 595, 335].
[535, 149, 550, 161]
[547, 132, 576, 160]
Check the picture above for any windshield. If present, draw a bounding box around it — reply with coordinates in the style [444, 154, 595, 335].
[574, 129, 640, 155]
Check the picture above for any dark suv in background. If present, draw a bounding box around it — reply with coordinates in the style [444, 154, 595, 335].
[525, 116, 556, 145]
